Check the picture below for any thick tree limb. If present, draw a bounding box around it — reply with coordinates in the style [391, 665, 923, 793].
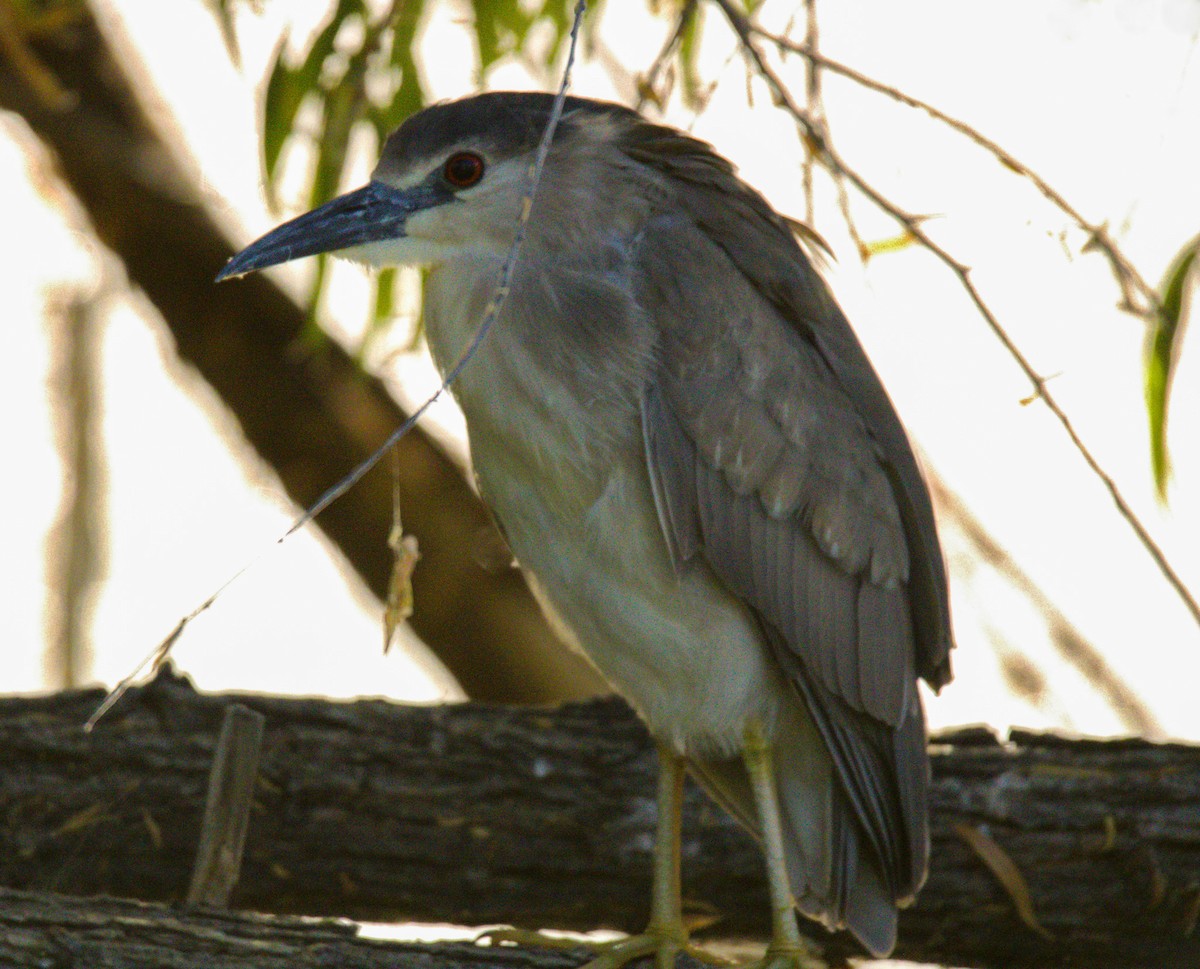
[0, 887, 623, 969]
[2, 669, 1198, 968]
[0, 2, 604, 704]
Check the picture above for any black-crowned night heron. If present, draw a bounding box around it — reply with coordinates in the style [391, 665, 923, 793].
[219, 92, 954, 965]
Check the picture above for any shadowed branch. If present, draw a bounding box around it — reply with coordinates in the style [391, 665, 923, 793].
[2, 670, 1198, 968]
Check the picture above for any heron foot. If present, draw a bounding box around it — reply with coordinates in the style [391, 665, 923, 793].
[570, 929, 734, 969]
[743, 939, 827, 969]
[476, 926, 734, 969]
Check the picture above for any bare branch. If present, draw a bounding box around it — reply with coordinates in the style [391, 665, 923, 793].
[753, 25, 1160, 321]
[636, 0, 696, 111]
[800, 0, 818, 223]
[710, 0, 1200, 628]
[85, 1, 594, 728]
[6, 674, 1200, 968]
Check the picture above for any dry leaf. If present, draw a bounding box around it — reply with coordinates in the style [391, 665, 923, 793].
[384, 526, 420, 655]
[956, 822, 1054, 940]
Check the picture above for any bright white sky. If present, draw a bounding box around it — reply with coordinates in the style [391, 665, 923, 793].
[4, 0, 1200, 752]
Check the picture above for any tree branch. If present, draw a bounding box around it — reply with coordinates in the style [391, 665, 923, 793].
[0, 2, 606, 703]
[2, 669, 1198, 968]
[753, 25, 1158, 319]
[709, 0, 1200, 628]
[0, 887, 625, 969]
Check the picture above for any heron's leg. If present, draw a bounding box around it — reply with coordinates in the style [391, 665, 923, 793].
[646, 741, 687, 944]
[743, 722, 826, 969]
[569, 743, 731, 969]
[479, 744, 729, 969]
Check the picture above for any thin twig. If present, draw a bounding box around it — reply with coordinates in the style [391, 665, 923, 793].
[186, 703, 265, 907]
[636, 0, 695, 111]
[755, 24, 1159, 320]
[785, 3, 865, 257]
[823, 127, 868, 259]
[85, 1, 592, 729]
[711, 0, 1200, 627]
[800, 0, 817, 224]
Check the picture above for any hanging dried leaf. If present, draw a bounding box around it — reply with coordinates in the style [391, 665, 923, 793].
[384, 454, 420, 654]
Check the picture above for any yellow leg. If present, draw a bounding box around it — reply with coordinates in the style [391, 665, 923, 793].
[647, 742, 686, 947]
[478, 743, 729, 969]
[743, 722, 826, 969]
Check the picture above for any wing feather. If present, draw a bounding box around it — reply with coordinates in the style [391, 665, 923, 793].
[623, 119, 952, 691]
[634, 162, 948, 912]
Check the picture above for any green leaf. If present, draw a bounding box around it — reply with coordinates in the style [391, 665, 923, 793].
[677, 1, 704, 110]
[537, 0, 577, 68]
[307, 249, 329, 327]
[308, 5, 376, 211]
[369, 0, 427, 134]
[374, 267, 398, 326]
[1146, 234, 1199, 500]
[471, 0, 576, 73]
[262, 42, 303, 192]
[261, 0, 363, 199]
[471, 0, 504, 71]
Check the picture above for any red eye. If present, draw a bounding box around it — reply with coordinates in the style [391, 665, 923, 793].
[443, 152, 485, 188]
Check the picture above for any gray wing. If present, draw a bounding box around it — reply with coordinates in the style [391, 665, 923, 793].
[629, 132, 953, 910]
[624, 121, 952, 691]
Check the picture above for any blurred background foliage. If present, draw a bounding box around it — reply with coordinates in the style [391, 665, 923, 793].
[211, 0, 1195, 497]
[2, 0, 1197, 726]
[256, 0, 607, 355]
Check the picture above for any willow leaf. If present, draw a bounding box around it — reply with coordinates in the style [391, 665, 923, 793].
[1146, 234, 1198, 500]
[370, 0, 427, 133]
[1146, 324, 1171, 498]
[677, 1, 704, 109]
[262, 0, 361, 198]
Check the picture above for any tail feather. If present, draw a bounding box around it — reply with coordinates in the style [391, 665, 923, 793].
[687, 699, 901, 958]
[773, 701, 899, 957]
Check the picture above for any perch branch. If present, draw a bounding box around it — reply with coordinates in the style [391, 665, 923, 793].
[2, 670, 1198, 968]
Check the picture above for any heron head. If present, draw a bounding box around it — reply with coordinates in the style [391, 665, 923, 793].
[216, 92, 630, 281]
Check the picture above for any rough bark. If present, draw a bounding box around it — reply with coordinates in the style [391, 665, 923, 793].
[2, 669, 1198, 968]
[0, 1, 604, 704]
[0, 887, 627, 969]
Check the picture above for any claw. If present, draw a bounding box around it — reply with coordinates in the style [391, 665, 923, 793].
[474, 926, 592, 950]
[743, 940, 827, 969]
[475, 927, 735, 969]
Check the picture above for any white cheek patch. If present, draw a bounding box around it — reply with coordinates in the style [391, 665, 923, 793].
[347, 156, 534, 268]
[375, 156, 441, 192]
[341, 205, 474, 267]
[340, 235, 455, 268]
[405, 205, 466, 243]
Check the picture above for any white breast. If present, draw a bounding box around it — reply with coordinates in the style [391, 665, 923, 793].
[424, 267, 779, 755]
